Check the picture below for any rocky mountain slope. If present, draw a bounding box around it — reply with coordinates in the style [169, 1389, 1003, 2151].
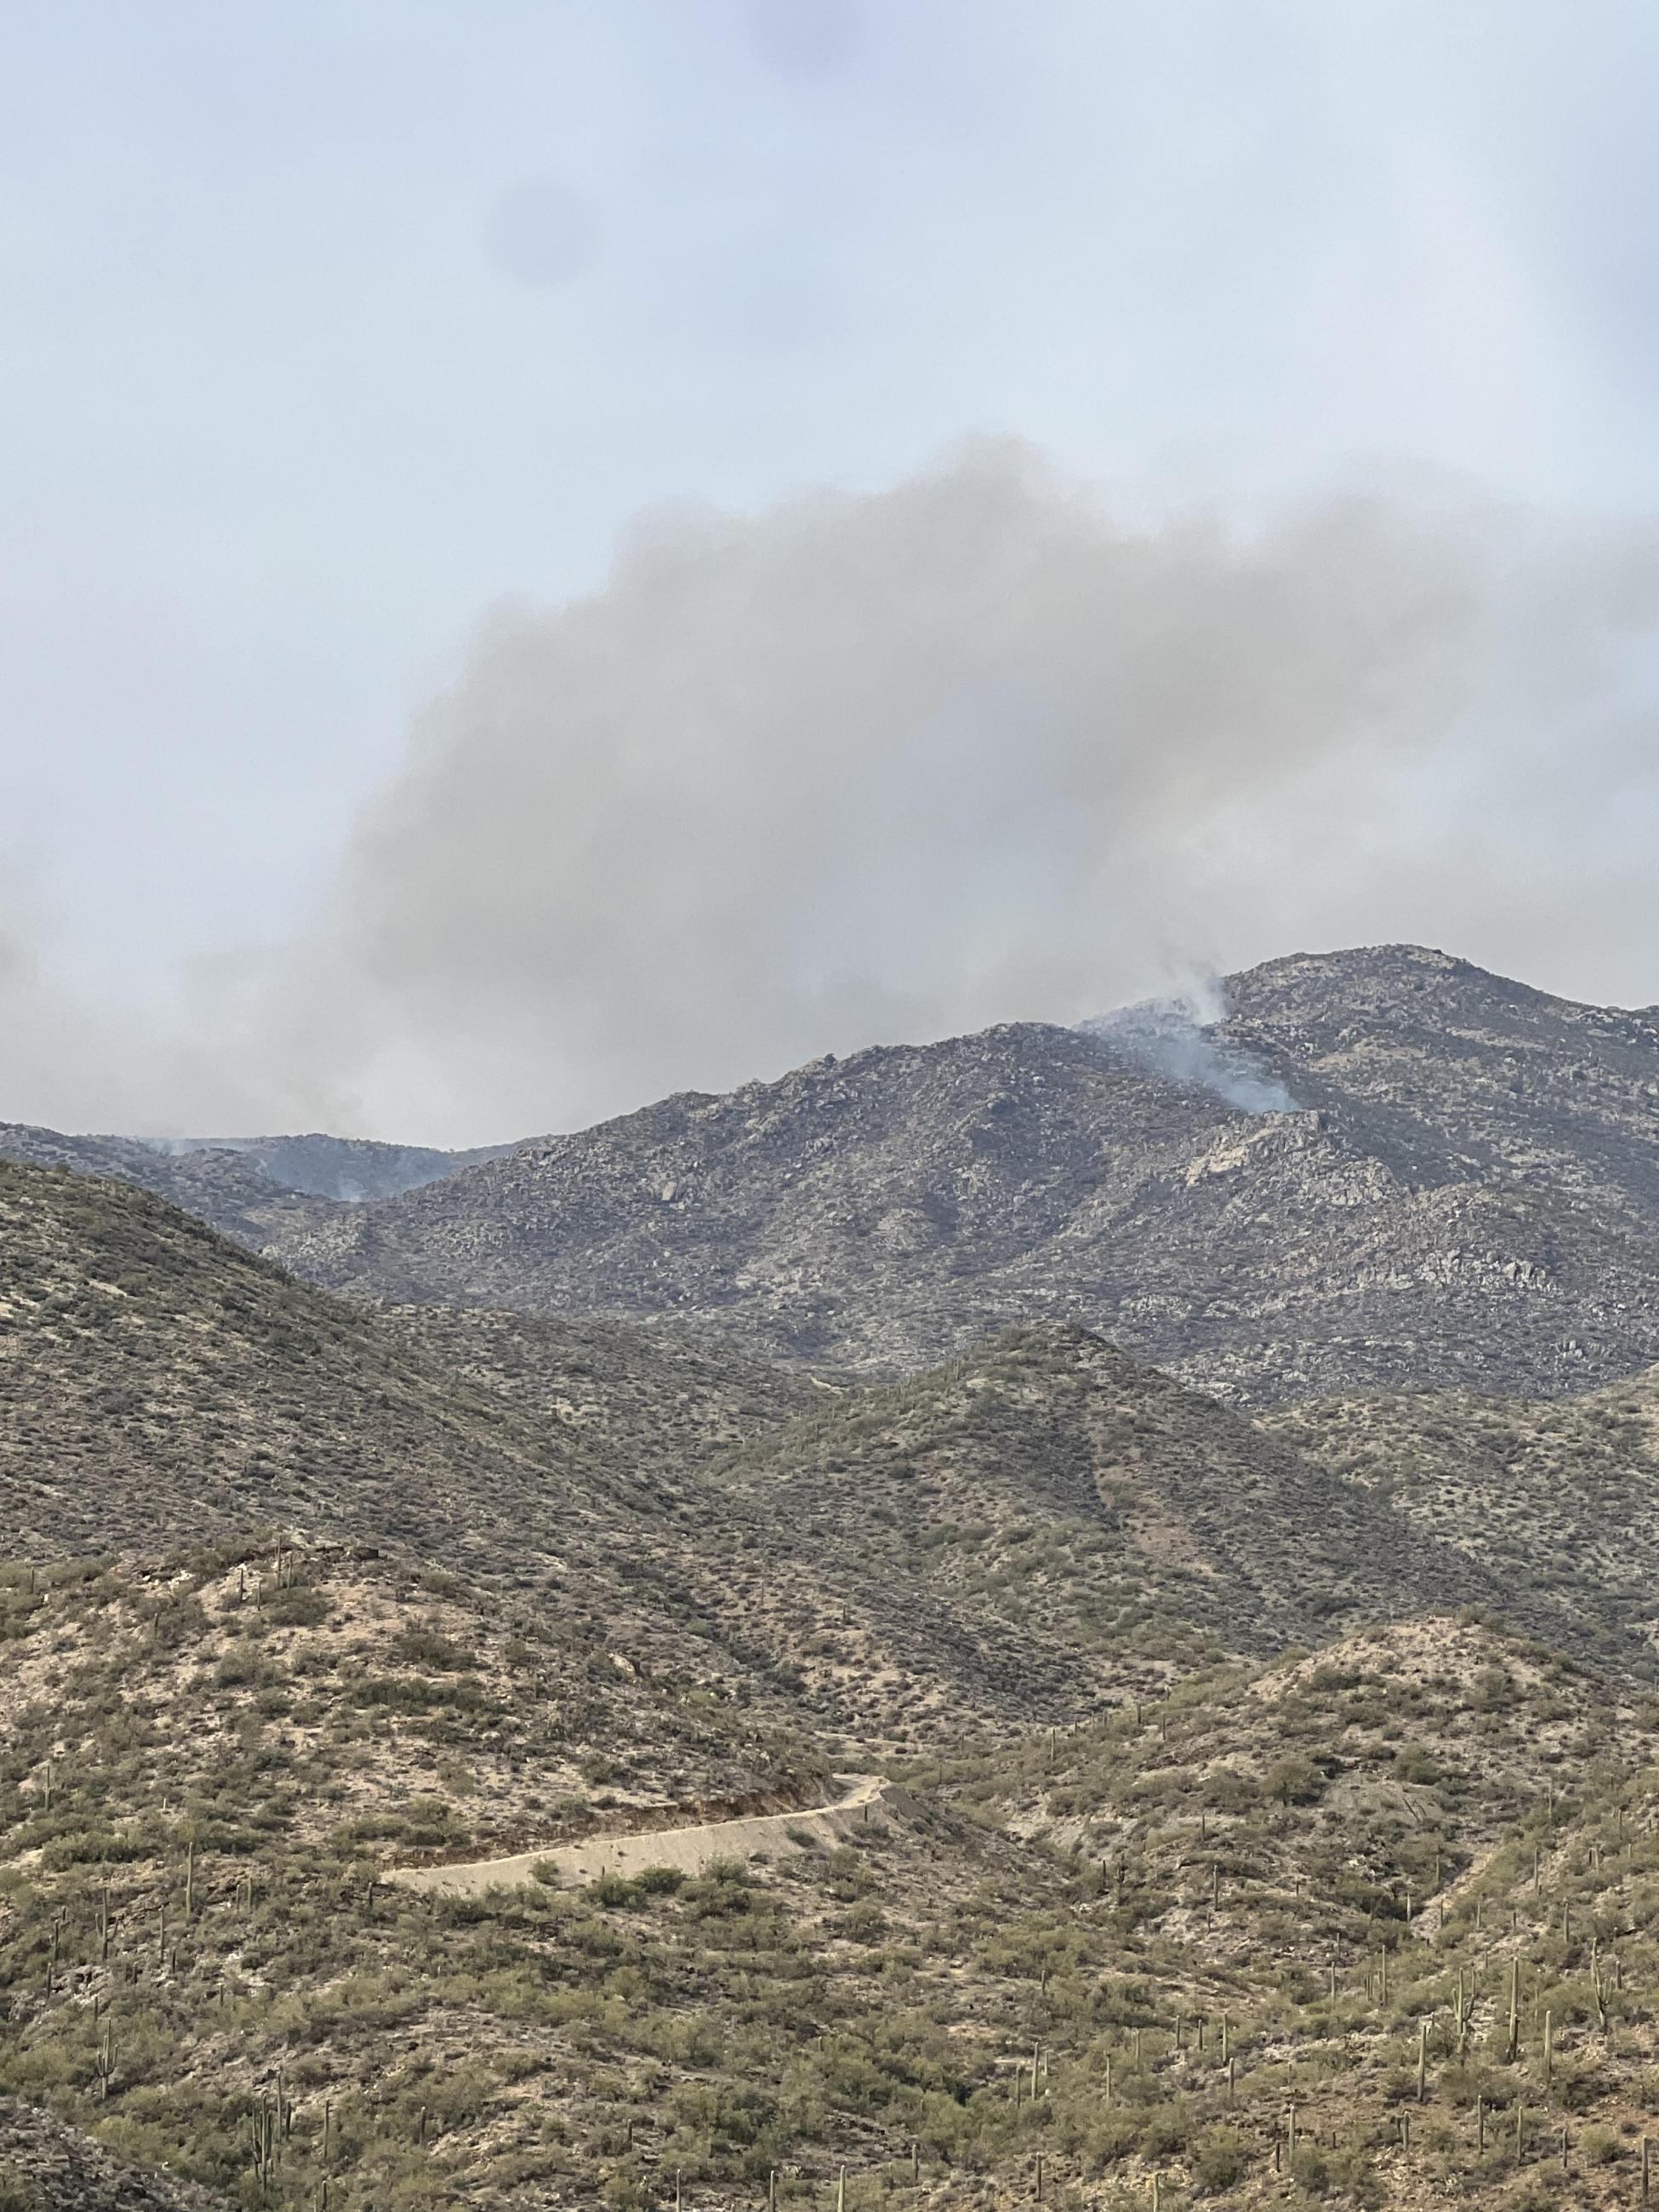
[140, 1132, 514, 1203]
[1263, 1359, 1659, 1675]
[0, 2097, 232, 2210]
[0, 1126, 511, 1246]
[0, 1122, 338, 1248]
[0, 1160, 832, 1782]
[271, 944, 1659, 1403]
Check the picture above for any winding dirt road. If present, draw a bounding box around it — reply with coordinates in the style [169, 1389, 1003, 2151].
[388, 1772, 908, 1899]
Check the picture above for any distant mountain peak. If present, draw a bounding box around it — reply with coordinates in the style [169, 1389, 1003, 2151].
[254, 944, 1659, 1403]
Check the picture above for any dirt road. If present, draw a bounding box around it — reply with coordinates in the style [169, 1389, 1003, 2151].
[388, 1772, 908, 1899]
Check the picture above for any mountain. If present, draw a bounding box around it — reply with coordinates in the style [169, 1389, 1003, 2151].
[140, 1132, 516, 1203]
[0, 1126, 516, 1248]
[0, 1121, 337, 1246]
[270, 944, 1659, 1403]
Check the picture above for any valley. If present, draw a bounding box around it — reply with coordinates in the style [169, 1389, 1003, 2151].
[5, 946, 1659, 2208]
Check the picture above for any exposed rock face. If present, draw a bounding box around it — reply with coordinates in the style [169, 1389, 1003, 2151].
[270, 946, 1659, 1401]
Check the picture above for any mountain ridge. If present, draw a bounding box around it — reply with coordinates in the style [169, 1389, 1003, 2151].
[256, 944, 1659, 1402]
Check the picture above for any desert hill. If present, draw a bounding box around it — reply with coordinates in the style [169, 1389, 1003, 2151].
[684, 1325, 1659, 1738]
[12, 1158, 1659, 1748]
[9, 1150, 1659, 2202]
[141, 1131, 516, 1203]
[0, 1160, 672, 1562]
[1263, 1360, 1659, 1673]
[7, 1554, 1659, 2208]
[0, 1121, 339, 1248]
[266, 944, 1659, 1404]
[0, 1163, 831, 1734]
[0, 1125, 511, 1246]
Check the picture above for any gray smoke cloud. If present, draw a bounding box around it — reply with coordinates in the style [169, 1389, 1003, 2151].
[1080, 983, 1297, 1114]
[271, 438, 1658, 1143]
[8, 438, 1659, 1143]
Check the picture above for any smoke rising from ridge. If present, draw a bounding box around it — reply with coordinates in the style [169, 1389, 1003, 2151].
[7, 439, 1659, 1143]
[1080, 985, 1298, 1114]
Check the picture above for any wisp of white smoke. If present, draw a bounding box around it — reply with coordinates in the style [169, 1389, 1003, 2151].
[1080, 983, 1297, 1114]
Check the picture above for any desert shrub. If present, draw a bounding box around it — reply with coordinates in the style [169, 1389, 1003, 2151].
[352, 1675, 482, 1713]
[1553, 2056, 1609, 2112]
[1138, 2100, 1194, 2158]
[262, 1584, 330, 1628]
[1201, 1768, 1259, 1814]
[634, 1865, 686, 1896]
[1191, 2125, 1250, 2190]
[1394, 1744, 1444, 1784]
[39, 1825, 149, 1869]
[1289, 2144, 1330, 2194]
[214, 1651, 285, 1690]
[1265, 1757, 1325, 1806]
[838, 1898, 888, 1943]
[1474, 1666, 1514, 1710]
[388, 1627, 474, 1671]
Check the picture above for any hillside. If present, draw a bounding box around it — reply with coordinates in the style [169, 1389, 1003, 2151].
[0, 1122, 338, 1248]
[20, 1158, 1659, 1748]
[377, 1301, 815, 1461]
[0, 1163, 824, 1732]
[8, 1567, 1659, 2209]
[0, 1126, 510, 1244]
[683, 1325, 1659, 1740]
[1263, 1361, 1659, 1673]
[14, 1158, 1659, 2203]
[1228, 944, 1659, 1235]
[0, 1166, 1375, 1754]
[12, 1160, 1659, 1748]
[0, 2098, 231, 2210]
[937, 1615, 1659, 2204]
[268, 944, 1659, 1404]
[141, 1132, 516, 1203]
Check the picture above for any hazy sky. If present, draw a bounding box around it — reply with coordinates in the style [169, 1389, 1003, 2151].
[3, 3, 1658, 1141]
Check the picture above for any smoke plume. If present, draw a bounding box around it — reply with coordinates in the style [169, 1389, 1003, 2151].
[1080, 984, 1297, 1114]
[277, 439, 1658, 1142]
[9, 439, 1659, 1143]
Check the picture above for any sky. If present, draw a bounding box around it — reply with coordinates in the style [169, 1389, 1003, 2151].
[3, 1, 1658, 1143]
